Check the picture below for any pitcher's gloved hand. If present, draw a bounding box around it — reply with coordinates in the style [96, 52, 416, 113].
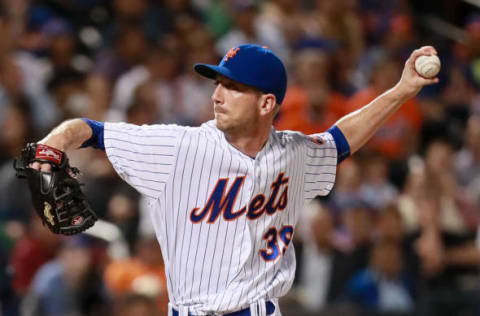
[14, 143, 97, 235]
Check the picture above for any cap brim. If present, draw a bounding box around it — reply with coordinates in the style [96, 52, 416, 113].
[194, 63, 237, 82]
[194, 63, 268, 96]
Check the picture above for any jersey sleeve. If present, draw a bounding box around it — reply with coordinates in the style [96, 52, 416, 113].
[104, 122, 186, 199]
[302, 132, 338, 200]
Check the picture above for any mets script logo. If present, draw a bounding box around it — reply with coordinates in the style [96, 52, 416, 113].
[224, 47, 240, 62]
[190, 173, 288, 223]
[38, 148, 61, 160]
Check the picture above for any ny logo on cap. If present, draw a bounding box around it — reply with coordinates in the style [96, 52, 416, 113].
[224, 47, 240, 62]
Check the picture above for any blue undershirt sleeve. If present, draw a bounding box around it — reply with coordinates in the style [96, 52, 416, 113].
[327, 125, 350, 164]
[80, 118, 105, 150]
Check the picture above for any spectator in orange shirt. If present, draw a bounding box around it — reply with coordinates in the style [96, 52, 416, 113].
[346, 55, 422, 160]
[104, 236, 168, 316]
[275, 47, 347, 134]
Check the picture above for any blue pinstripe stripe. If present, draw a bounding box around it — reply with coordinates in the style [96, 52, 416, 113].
[304, 180, 334, 184]
[117, 164, 170, 174]
[232, 159, 253, 309]
[305, 163, 337, 167]
[183, 134, 207, 297]
[306, 154, 337, 158]
[176, 132, 196, 295]
[123, 181, 163, 192]
[191, 142, 217, 304]
[124, 174, 167, 184]
[173, 131, 193, 298]
[106, 124, 181, 132]
[305, 145, 336, 150]
[276, 135, 289, 296]
[304, 180, 335, 183]
[109, 147, 174, 156]
[268, 141, 282, 298]
[214, 160, 241, 300]
[166, 130, 187, 300]
[197, 146, 224, 298]
[108, 154, 172, 165]
[219, 158, 249, 310]
[305, 187, 334, 192]
[105, 137, 176, 147]
[206, 151, 233, 295]
[105, 129, 176, 138]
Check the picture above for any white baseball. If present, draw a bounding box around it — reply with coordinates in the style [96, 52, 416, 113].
[415, 55, 441, 78]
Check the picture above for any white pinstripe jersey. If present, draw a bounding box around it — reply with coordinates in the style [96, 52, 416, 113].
[104, 120, 338, 315]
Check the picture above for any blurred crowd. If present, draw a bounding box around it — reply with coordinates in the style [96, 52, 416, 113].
[0, 0, 480, 316]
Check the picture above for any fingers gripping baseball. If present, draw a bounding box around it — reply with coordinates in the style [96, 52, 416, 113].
[398, 46, 440, 98]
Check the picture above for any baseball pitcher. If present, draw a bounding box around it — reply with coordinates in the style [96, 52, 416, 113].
[17, 44, 438, 316]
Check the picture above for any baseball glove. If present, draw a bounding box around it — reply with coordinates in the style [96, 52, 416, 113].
[13, 143, 97, 235]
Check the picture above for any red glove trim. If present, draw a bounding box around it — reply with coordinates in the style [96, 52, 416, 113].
[35, 144, 64, 165]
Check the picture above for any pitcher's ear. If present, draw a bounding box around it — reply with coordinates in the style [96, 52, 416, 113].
[258, 93, 277, 116]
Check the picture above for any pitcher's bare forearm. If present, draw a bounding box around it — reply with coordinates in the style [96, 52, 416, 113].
[39, 119, 93, 151]
[334, 46, 439, 154]
[336, 87, 409, 154]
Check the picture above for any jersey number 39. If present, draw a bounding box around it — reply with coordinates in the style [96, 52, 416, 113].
[260, 225, 294, 261]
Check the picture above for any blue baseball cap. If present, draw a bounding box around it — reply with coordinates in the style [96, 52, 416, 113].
[194, 44, 288, 104]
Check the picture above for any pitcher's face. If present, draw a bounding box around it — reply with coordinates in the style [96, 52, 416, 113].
[212, 76, 262, 134]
